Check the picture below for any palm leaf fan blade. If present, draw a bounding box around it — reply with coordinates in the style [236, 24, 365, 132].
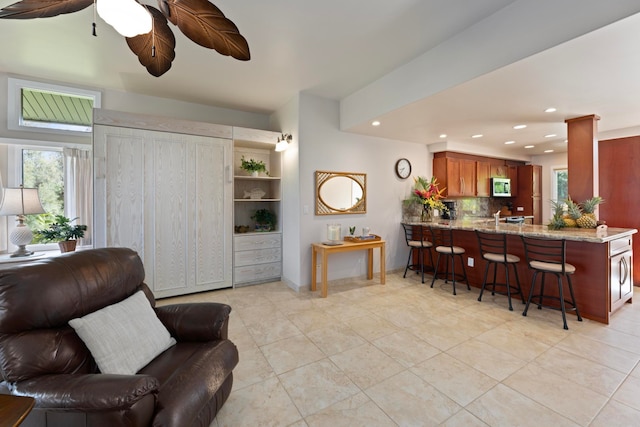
[126, 7, 176, 77]
[163, 0, 250, 60]
[0, 0, 92, 19]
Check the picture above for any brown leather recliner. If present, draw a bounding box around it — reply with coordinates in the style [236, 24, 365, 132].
[0, 248, 238, 427]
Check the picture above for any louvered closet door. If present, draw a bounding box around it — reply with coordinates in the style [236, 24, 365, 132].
[94, 125, 233, 297]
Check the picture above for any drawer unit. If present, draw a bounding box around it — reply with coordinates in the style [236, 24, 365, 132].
[233, 232, 282, 285]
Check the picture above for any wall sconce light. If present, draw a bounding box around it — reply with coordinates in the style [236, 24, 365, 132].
[275, 133, 292, 152]
[0, 185, 46, 257]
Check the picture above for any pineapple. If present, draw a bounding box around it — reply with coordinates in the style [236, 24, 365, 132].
[548, 200, 566, 230]
[576, 196, 604, 228]
[563, 197, 581, 227]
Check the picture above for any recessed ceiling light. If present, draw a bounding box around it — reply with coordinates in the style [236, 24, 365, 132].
[524, 145, 535, 149]
[471, 134, 483, 139]
[513, 124, 527, 130]
[371, 120, 381, 126]
[439, 134, 447, 139]
[544, 149, 554, 153]
[545, 107, 557, 113]
[545, 134, 557, 138]
[504, 141, 515, 145]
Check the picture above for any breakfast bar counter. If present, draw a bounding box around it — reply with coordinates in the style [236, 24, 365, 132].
[405, 220, 637, 324]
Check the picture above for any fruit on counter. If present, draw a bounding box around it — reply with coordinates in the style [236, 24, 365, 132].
[577, 196, 604, 228]
[563, 197, 581, 227]
[548, 196, 605, 229]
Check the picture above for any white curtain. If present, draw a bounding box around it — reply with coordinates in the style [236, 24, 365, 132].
[63, 148, 92, 246]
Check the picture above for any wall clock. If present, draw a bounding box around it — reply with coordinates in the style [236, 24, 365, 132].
[395, 158, 411, 179]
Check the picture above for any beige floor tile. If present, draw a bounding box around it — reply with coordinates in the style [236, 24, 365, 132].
[245, 316, 302, 346]
[320, 301, 371, 321]
[612, 375, 640, 411]
[466, 384, 579, 427]
[503, 363, 608, 425]
[474, 323, 552, 361]
[410, 353, 497, 406]
[341, 314, 399, 341]
[329, 342, 404, 389]
[631, 361, 640, 378]
[446, 338, 526, 381]
[439, 409, 489, 427]
[372, 330, 440, 367]
[234, 302, 284, 326]
[304, 392, 396, 427]
[288, 309, 338, 333]
[533, 346, 627, 396]
[305, 323, 366, 356]
[261, 335, 325, 374]
[365, 370, 461, 426]
[580, 326, 640, 355]
[232, 344, 276, 390]
[556, 333, 640, 374]
[590, 399, 640, 427]
[216, 377, 302, 427]
[407, 318, 471, 351]
[278, 359, 360, 417]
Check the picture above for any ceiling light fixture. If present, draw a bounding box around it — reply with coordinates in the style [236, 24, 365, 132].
[544, 149, 554, 153]
[545, 134, 557, 138]
[439, 134, 447, 139]
[96, 0, 152, 37]
[371, 121, 381, 126]
[504, 141, 515, 145]
[524, 145, 535, 149]
[513, 124, 527, 130]
[545, 107, 557, 113]
[471, 134, 483, 138]
[0, 0, 250, 77]
[275, 133, 292, 152]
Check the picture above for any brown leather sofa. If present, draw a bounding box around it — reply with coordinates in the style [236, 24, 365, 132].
[0, 248, 238, 427]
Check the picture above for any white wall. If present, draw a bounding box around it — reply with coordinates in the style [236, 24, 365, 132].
[288, 93, 431, 290]
[531, 152, 567, 225]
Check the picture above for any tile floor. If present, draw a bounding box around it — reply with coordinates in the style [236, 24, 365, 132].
[159, 272, 640, 427]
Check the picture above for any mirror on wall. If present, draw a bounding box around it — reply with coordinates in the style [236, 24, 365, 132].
[315, 171, 366, 215]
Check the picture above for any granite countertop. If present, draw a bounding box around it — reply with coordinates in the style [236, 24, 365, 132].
[405, 218, 637, 243]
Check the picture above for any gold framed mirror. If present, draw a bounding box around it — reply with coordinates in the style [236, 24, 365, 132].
[315, 170, 366, 215]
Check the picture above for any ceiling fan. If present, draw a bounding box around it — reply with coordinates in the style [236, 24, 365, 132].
[0, 0, 250, 77]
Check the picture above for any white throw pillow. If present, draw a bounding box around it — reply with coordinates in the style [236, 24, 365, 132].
[69, 290, 176, 375]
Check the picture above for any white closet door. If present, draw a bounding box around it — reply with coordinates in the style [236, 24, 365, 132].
[94, 125, 232, 297]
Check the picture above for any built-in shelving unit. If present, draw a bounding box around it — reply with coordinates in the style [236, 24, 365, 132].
[232, 128, 282, 286]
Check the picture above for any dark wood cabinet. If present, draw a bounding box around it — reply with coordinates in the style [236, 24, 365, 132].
[508, 166, 519, 197]
[490, 164, 508, 178]
[513, 165, 542, 224]
[476, 161, 491, 197]
[434, 157, 476, 197]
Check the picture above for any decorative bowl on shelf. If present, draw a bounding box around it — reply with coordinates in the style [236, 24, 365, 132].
[243, 188, 266, 199]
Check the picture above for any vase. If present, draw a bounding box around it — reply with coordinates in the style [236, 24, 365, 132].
[421, 206, 432, 222]
[58, 240, 77, 253]
[251, 171, 259, 177]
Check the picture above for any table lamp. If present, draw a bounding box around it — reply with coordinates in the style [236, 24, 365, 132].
[0, 186, 46, 257]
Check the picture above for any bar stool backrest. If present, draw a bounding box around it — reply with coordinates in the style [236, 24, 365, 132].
[401, 223, 432, 248]
[521, 236, 568, 274]
[476, 230, 508, 256]
[432, 226, 455, 248]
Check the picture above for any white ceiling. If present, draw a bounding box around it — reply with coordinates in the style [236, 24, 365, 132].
[1, 0, 640, 158]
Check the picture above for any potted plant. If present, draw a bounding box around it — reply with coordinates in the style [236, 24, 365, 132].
[240, 156, 268, 177]
[250, 208, 276, 231]
[34, 214, 87, 253]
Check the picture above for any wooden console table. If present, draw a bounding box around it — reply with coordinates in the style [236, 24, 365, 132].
[0, 394, 35, 426]
[311, 239, 386, 297]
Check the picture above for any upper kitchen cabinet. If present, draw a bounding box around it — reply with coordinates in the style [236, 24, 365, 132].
[490, 164, 508, 178]
[513, 165, 542, 223]
[434, 155, 476, 197]
[476, 160, 491, 197]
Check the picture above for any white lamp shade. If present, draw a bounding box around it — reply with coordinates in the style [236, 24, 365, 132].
[275, 139, 288, 152]
[97, 0, 153, 38]
[0, 187, 45, 216]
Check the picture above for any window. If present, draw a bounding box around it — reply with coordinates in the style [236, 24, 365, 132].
[7, 144, 92, 251]
[8, 78, 101, 135]
[552, 167, 568, 209]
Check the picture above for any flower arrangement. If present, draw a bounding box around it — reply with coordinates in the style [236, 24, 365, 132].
[404, 176, 447, 212]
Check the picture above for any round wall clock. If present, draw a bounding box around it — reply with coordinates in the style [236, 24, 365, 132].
[395, 158, 411, 179]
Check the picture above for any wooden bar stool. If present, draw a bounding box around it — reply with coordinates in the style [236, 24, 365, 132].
[521, 236, 583, 330]
[476, 230, 524, 311]
[401, 223, 434, 283]
[430, 226, 469, 295]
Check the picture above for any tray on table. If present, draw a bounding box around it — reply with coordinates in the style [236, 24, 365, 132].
[344, 234, 381, 242]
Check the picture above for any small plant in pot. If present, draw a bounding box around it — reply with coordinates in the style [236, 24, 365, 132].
[34, 214, 87, 253]
[240, 156, 268, 177]
[251, 209, 276, 232]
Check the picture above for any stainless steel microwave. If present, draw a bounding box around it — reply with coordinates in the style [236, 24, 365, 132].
[491, 177, 511, 197]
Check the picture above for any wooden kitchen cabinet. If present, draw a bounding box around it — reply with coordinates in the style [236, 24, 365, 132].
[476, 161, 491, 197]
[513, 165, 542, 224]
[434, 157, 476, 197]
[609, 236, 633, 312]
[490, 164, 508, 178]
